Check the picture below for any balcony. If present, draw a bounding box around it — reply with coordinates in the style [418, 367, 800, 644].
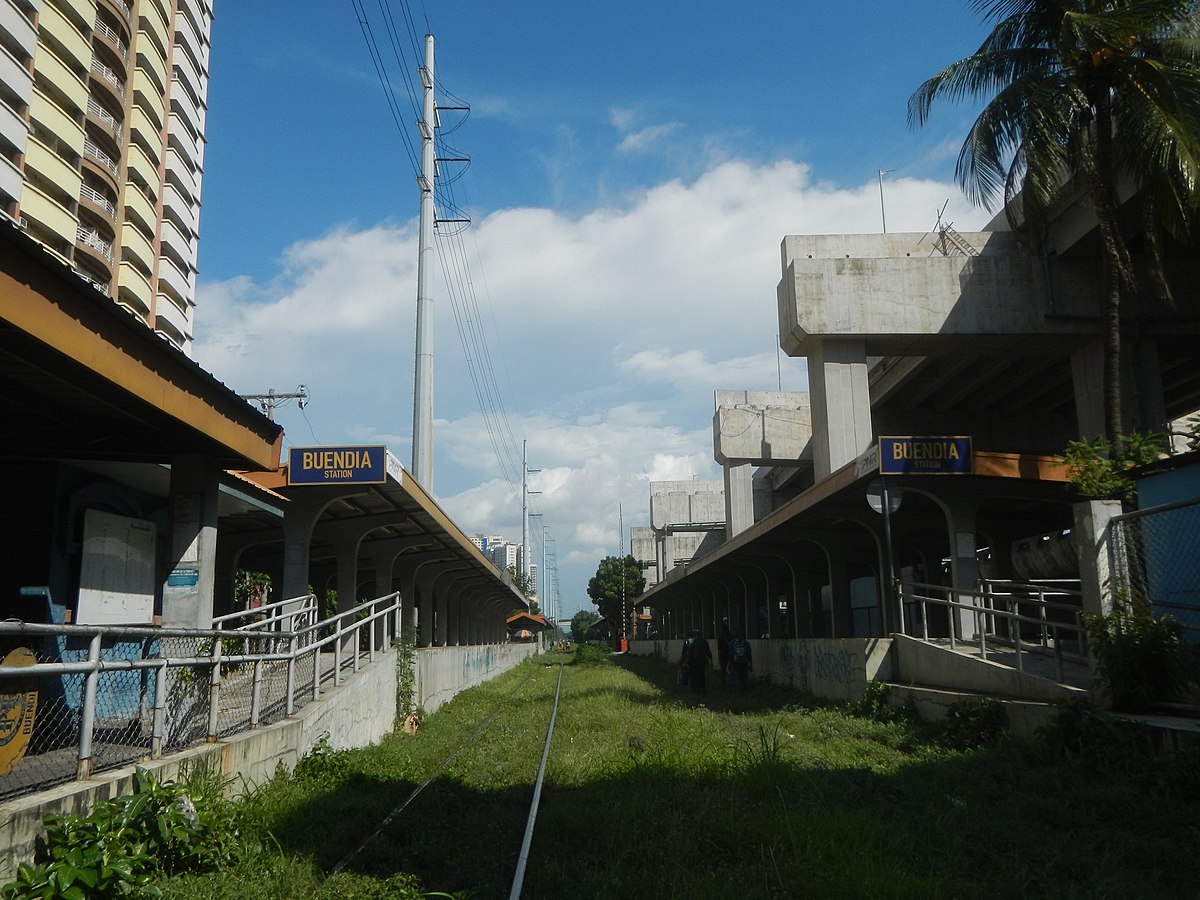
[153, 289, 192, 345]
[92, 17, 129, 65]
[89, 56, 126, 101]
[169, 73, 201, 128]
[135, 41, 168, 95]
[21, 180, 78, 249]
[0, 100, 29, 167]
[165, 147, 197, 197]
[99, 0, 133, 25]
[139, 0, 170, 57]
[132, 80, 165, 131]
[76, 224, 114, 263]
[167, 113, 198, 168]
[0, 2, 38, 60]
[162, 182, 197, 231]
[123, 183, 156, 235]
[40, 0, 90, 72]
[125, 141, 159, 193]
[155, 251, 192, 303]
[31, 88, 86, 155]
[82, 134, 119, 179]
[72, 263, 111, 295]
[79, 182, 117, 220]
[1, 155, 23, 210]
[25, 138, 81, 202]
[86, 97, 123, 142]
[120, 219, 153, 272]
[33, 45, 88, 117]
[128, 105, 163, 160]
[117, 260, 152, 315]
[1, 43, 34, 111]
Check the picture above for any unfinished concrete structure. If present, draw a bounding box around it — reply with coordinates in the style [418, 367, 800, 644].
[636, 193, 1200, 706]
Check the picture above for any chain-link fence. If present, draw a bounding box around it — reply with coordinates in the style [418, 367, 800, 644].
[0, 593, 398, 802]
[1110, 496, 1200, 640]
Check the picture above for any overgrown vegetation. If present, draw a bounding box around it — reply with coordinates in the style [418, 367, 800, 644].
[2, 766, 254, 899]
[1085, 589, 1198, 712]
[393, 627, 418, 728]
[14, 654, 1197, 899]
[1059, 431, 1165, 501]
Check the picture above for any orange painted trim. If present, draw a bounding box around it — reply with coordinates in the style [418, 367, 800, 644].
[1, 267, 282, 469]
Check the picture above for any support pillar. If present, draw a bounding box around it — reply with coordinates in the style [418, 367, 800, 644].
[161, 456, 220, 629]
[809, 339, 873, 480]
[724, 462, 755, 539]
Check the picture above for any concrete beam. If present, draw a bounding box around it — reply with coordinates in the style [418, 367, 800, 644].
[713, 390, 812, 465]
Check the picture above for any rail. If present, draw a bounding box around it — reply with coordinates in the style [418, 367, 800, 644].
[899, 578, 1087, 682]
[0, 593, 400, 800]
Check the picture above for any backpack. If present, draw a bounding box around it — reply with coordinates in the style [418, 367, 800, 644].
[731, 638, 749, 663]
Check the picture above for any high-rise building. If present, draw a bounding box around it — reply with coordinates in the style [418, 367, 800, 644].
[1, 0, 212, 353]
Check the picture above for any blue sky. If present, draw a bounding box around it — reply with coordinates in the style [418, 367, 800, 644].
[193, 1, 998, 621]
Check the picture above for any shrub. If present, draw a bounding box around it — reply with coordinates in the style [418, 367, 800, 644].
[1085, 593, 1195, 712]
[938, 697, 1008, 749]
[1, 766, 246, 899]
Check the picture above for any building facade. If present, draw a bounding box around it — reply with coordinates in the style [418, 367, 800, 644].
[1, 0, 212, 352]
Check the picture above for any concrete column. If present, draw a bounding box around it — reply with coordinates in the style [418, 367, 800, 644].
[1132, 338, 1168, 435]
[943, 495, 981, 641]
[417, 578, 435, 647]
[161, 456, 220, 629]
[280, 492, 341, 601]
[1071, 340, 1106, 440]
[1074, 499, 1122, 621]
[724, 463, 755, 538]
[824, 543, 853, 639]
[809, 339, 873, 479]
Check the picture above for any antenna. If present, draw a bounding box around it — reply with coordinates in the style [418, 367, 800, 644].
[240, 385, 308, 421]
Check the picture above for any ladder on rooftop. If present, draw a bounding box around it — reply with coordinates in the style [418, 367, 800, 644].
[934, 224, 979, 257]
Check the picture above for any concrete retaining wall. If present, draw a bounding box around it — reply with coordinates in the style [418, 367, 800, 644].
[631, 637, 893, 703]
[416, 641, 539, 714]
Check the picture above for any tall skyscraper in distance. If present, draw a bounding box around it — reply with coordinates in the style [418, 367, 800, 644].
[1, 0, 212, 353]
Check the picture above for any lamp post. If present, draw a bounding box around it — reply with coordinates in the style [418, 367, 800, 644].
[878, 169, 895, 234]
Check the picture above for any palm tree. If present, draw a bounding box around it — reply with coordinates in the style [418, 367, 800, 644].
[910, 0, 1200, 451]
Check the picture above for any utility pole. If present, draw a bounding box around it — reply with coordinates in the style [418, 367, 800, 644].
[411, 34, 436, 487]
[521, 440, 541, 587]
[619, 503, 626, 647]
[240, 385, 308, 421]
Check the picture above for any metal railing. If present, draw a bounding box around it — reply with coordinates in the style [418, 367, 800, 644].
[76, 225, 114, 262]
[90, 57, 125, 99]
[898, 578, 1087, 682]
[0, 592, 400, 801]
[79, 183, 117, 218]
[93, 19, 129, 62]
[83, 136, 119, 176]
[86, 97, 123, 141]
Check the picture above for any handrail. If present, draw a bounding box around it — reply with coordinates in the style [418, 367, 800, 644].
[0, 591, 402, 790]
[899, 579, 1087, 682]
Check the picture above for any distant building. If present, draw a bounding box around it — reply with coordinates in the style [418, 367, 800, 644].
[1, 0, 213, 352]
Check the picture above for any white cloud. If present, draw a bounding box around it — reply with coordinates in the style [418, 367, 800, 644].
[618, 122, 683, 153]
[194, 158, 987, 616]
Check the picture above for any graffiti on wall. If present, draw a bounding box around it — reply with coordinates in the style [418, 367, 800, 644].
[777, 641, 863, 692]
[463, 645, 496, 680]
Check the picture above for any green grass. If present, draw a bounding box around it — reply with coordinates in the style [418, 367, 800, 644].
[158, 650, 1200, 900]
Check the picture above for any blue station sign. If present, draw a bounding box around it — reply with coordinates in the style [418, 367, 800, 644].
[879, 436, 973, 475]
[288, 446, 388, 485]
